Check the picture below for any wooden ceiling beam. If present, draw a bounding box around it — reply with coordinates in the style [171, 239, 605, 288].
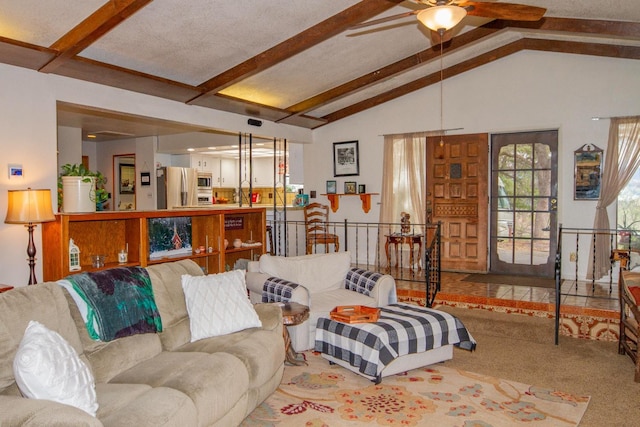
[189, 0, 405, 101]
[285, 26, 501, 116]
[39, 0, 153, 73]
[320, 39, 527, 125]
[320, 35, 640, 125]
[486, 17, 640, 39]
[291, 18, 640, 118]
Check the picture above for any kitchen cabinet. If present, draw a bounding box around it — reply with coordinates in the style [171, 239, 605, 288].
[252, 157, 274, 187]
[191, 154, 214, 173]
[220, 157, 237, 188]
[41, 208, 266, 281]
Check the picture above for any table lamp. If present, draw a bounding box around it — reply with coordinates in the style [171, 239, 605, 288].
[5, 188, 56, 285]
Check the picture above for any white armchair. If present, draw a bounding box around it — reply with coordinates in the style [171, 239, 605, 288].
[246, 251, 397, 352]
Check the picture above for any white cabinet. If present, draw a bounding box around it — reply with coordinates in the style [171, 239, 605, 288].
[190, 154, 214, 173]
[220, 157, 237, 188]
[252, 157, 274, 187]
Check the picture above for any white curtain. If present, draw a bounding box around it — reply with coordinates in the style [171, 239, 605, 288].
[378, 131, 438, 268]
[588, 116, 640, 279]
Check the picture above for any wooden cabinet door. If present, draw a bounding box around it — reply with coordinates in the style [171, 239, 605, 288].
[426, 133, 488, 272]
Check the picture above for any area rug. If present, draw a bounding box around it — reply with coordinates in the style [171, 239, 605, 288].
[242, 352, 589, 427]
[462, 273, 555, 289]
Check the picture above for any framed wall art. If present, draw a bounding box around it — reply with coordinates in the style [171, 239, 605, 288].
[326, 180, 337, 194]
[333, 140, 359, 177]
[574, 144, 602, 200]
[344, 181, 357, 194]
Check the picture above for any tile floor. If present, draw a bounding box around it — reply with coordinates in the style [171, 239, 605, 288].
[393, 270, 621, 342]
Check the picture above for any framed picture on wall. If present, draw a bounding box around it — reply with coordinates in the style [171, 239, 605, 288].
[119, 164, 135, 194]
[326, 180, 337, 194]
[574, 144, 602, 200]
[344, 181, 357, 194]
[333, 140, 359, 177]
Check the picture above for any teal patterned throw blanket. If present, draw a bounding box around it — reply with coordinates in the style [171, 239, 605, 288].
[64, 267, 162, 341]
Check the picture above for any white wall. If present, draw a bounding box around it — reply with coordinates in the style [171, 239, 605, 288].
[0, 62, 312, 286]
[1, 52, 638, 285]
[310, 51, 640, 278]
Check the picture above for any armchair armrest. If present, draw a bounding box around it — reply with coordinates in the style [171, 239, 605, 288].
[345, 268, 397, 306]
[246, 272, 310, 306]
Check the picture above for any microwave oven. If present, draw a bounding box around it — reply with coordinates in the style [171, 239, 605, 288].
[197, 173, 212, 190]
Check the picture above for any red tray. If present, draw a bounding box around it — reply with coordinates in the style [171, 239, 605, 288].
[330, 305, 380, 323]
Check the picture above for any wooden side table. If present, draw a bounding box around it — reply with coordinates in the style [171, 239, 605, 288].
[280, 302, 310, 366]
[385, 233, 423, 272]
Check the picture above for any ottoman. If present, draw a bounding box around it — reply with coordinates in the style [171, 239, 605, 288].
[314, 303, 475, 383]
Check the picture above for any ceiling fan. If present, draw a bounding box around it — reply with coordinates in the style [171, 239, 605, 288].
[351, 0, 546, 41]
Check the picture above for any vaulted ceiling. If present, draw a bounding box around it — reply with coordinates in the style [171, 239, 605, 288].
[1, 0, 639, 131]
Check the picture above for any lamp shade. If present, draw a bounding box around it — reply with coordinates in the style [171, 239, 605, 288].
[417, 5, 467, 32]
[5, 188, 55, 224]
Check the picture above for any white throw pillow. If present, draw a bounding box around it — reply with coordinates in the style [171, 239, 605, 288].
[182, 270, 262, 342]
[259, 252, 352, 293]
[13, 321, 98, 416]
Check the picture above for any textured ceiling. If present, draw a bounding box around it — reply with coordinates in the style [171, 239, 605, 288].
[0, 0, 638, 138]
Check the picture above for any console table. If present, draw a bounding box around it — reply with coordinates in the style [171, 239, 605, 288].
[385, 233, 423, 272]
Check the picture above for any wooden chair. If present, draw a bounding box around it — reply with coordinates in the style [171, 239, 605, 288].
[304, 203, 339, 254]
[619, 269, 640, 382]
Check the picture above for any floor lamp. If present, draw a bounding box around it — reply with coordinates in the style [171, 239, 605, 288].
[5, 188, 55, 285]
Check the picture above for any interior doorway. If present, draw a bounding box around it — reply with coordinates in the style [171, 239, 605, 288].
[113, 154, 136, 210]
[489, 130, 558, 277]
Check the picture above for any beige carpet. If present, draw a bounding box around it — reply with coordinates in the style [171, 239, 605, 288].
[243, 351, 589, 426]
[438, 306, 640, 427]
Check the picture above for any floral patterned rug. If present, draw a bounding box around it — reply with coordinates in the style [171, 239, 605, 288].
[243, 352, 589, 427]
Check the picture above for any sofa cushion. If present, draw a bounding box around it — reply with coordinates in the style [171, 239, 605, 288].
[0, 282, 85, 394]
[13, 320, 98, 416]
[146, 260, 205, 350]
[182, 270, 261, 341]
[110, 351, 248, 427]
[96, 383, 197, 427]
[259, 252, 352, 294]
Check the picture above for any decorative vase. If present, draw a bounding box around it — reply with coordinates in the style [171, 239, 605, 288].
[62, 176, 96, 213]
[233, 238, 242, 248]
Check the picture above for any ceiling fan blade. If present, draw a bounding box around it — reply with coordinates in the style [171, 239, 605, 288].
[349, 10, 419, 30]
[459, 2, 546, 21]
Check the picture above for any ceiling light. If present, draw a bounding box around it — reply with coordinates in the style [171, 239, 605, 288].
[187, 148, 195, 152]
[417, 5, 467, 33]
[87, 134, 96, 139]
[208, 147, 217, 150]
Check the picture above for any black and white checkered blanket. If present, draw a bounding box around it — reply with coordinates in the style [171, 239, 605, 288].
[314, 303, 476, 377]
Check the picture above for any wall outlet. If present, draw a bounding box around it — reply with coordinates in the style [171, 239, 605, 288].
[569, 252, 577, 262]
[268, 192, 273, 199]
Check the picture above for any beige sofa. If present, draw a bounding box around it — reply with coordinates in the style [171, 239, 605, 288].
[0, 259, 284, 426]
[246, 252, 397, 352]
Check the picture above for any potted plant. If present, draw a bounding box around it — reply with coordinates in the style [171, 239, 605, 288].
[58, 163, 109, 212]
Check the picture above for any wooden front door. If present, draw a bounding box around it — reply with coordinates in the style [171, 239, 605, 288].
[426, 133, 488, 272]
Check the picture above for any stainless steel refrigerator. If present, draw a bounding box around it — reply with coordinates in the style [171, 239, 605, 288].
[156, 166, 198, 209]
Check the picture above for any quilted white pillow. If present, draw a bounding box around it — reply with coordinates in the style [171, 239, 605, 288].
[182, 270, 262, 342]
[13, 321, 98, 416]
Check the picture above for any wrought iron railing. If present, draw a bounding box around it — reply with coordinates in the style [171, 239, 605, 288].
[554, 224, 639, 344]
[267, 218, 441, 307]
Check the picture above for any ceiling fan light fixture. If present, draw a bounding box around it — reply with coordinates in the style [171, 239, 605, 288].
[417, 5, 467, 32]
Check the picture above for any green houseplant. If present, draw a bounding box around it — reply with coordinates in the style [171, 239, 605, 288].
[58, 163, 109, 212]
